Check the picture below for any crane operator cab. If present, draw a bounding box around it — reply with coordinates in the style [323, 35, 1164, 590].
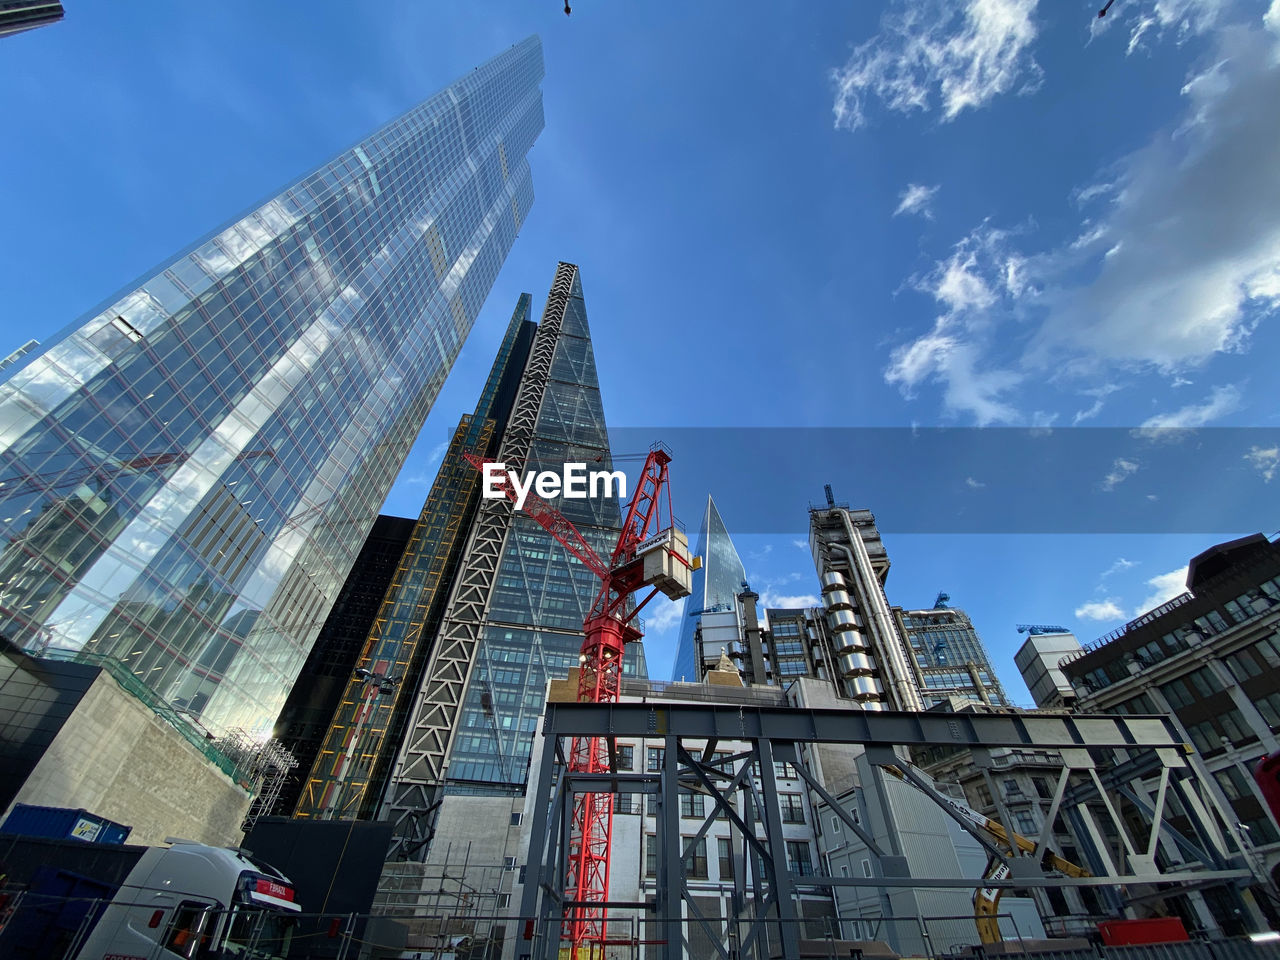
[632, 527, 696, 600]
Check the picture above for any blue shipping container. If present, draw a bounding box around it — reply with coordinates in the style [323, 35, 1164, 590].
[0, 804, 132, 844]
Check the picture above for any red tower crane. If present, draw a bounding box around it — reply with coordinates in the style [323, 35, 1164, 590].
[464, 447, 694, 958]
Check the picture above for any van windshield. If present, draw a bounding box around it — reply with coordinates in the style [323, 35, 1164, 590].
[219, 907, 296, 959]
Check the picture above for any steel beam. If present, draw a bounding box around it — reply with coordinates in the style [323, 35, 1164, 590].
[541, 702, 1183, 749]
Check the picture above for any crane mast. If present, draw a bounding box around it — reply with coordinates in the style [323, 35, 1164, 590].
[464, 447, 693, 957]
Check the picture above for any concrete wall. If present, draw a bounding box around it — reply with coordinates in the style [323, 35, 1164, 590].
[6, 671, 251, 847]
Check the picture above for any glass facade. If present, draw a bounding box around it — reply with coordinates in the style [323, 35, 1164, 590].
[670, 496, 747, 681]
[294, 295, 537, 818]
[0, 37, 544, 735]
[442, 268, 645, 790]
[901, 606, 1010, 706]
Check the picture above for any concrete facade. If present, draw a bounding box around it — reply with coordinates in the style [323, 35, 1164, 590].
[7, 669, 252, 847]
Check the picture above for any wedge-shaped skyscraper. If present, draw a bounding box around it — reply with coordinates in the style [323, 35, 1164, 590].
[669, 496, 747, 682]
[381, 262, 646, 859]
[0, 37, 544, 736]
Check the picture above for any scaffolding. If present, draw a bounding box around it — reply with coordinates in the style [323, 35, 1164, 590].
[214, 730, 299, 831]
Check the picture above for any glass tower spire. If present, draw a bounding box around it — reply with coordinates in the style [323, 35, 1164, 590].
[383, 263, 645, 855]
[669, 496, 747, 682]
[0, 36, 545, 736]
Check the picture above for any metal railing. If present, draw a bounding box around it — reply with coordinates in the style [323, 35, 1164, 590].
[5, 884, 1280, 960]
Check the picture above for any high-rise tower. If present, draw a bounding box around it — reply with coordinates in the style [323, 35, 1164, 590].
[381, 263, 644, 861]
[897, 600, 1010, 707]
[669, 496, 747, 682]
[291, 295, 537, 820]
[0, 37, 544, 736]
[809, 499, 925, 711]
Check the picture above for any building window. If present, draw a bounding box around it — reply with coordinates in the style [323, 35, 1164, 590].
[780, 794, 805, 824]
[1255, 635, 1280, 669]
[1242, 814, 1280, 845]
[1032, 777, 1052, 800]
[645, 835, 657, 877]
[861, 858, 873, 878]
[1214, 765, 1252, 801]
[786, 840, 814, 876]
[774, 761, 800, 780]
[646, 794, 658, 817]
[497, 893, 511, 909]
[683, 837, 708, 879]
[717, 837, 734, 880]
[1003, 779, 1023, 799]
[615, 744, 634, 771]
[647, 746, 663, 772]
[679, 791, 706, 819]
[503, 856, 516, 870]
[831, 815, 842, 834]
[615, 794, 634, 815]
[1014, 812, 1037, 836]
[840, 864, 850, 878]
[1255, 690, 1280, 728]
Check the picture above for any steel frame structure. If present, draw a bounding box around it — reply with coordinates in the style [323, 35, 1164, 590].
[381, 264, 575, 860]
[517, 702, 1257, 960]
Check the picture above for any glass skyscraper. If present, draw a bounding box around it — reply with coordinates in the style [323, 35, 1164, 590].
[383, 263, 646, 852]
[0, 37, 544, 736]
[899, 602, 1011, 707]
[669, 496, 747, 682]
[293, 294, 537, 820]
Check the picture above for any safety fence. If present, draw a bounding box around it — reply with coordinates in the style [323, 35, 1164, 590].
[2, 888, 1278, 960]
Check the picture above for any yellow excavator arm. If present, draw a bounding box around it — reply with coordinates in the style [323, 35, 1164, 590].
[883, 764, 1089, 944]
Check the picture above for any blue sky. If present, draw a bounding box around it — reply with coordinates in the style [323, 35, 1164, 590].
[3, 1, 1279, 696]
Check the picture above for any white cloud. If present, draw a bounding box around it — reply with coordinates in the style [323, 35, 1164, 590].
[885, 225, 1025, 425]
[1137, 383, 1241, 434]
[886, 332, 1021, 425]
[1075, 599, 1127, 621]
[965, 476, 986, 488]
[1029, 26, 1280, 371]
[760, 590, 822, 610]
[1244, 444, 1279, 481]
[1070, 383, 1121, 425]
[895, 183, 941, 219]
[1101, 457, 1140, 491]
[791, 538, 810, 551]
[1267, 0, 1280, 35]
[1121, 0, 1233, 53]
[644, 596, 685, 635]
[831, 0, 1041, 130]
[1102, 557, 1139, 577]
[1135, 566, 1189, 614]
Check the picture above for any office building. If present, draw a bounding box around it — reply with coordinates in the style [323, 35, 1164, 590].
[0, 37, 544, 736]
[0, 0, 62, 38]
[809, 495, 924, 712]
[897, 599, 1010, 707]
[1014, 628, 1082, 709]
[379, 263, 646, 863]
[292, 295, 537, 820]
[1059, 533, 1280, 903]
[271, 513, 416, 817]
[670, 496, 748, 682]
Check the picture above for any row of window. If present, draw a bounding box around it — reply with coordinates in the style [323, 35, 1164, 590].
[1078, 577, 1280, 692]
[642, 836, 813, 879]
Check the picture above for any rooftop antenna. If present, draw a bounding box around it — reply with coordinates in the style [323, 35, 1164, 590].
[824, 484, 835, 508]
[1097, 0, 1115, 17]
